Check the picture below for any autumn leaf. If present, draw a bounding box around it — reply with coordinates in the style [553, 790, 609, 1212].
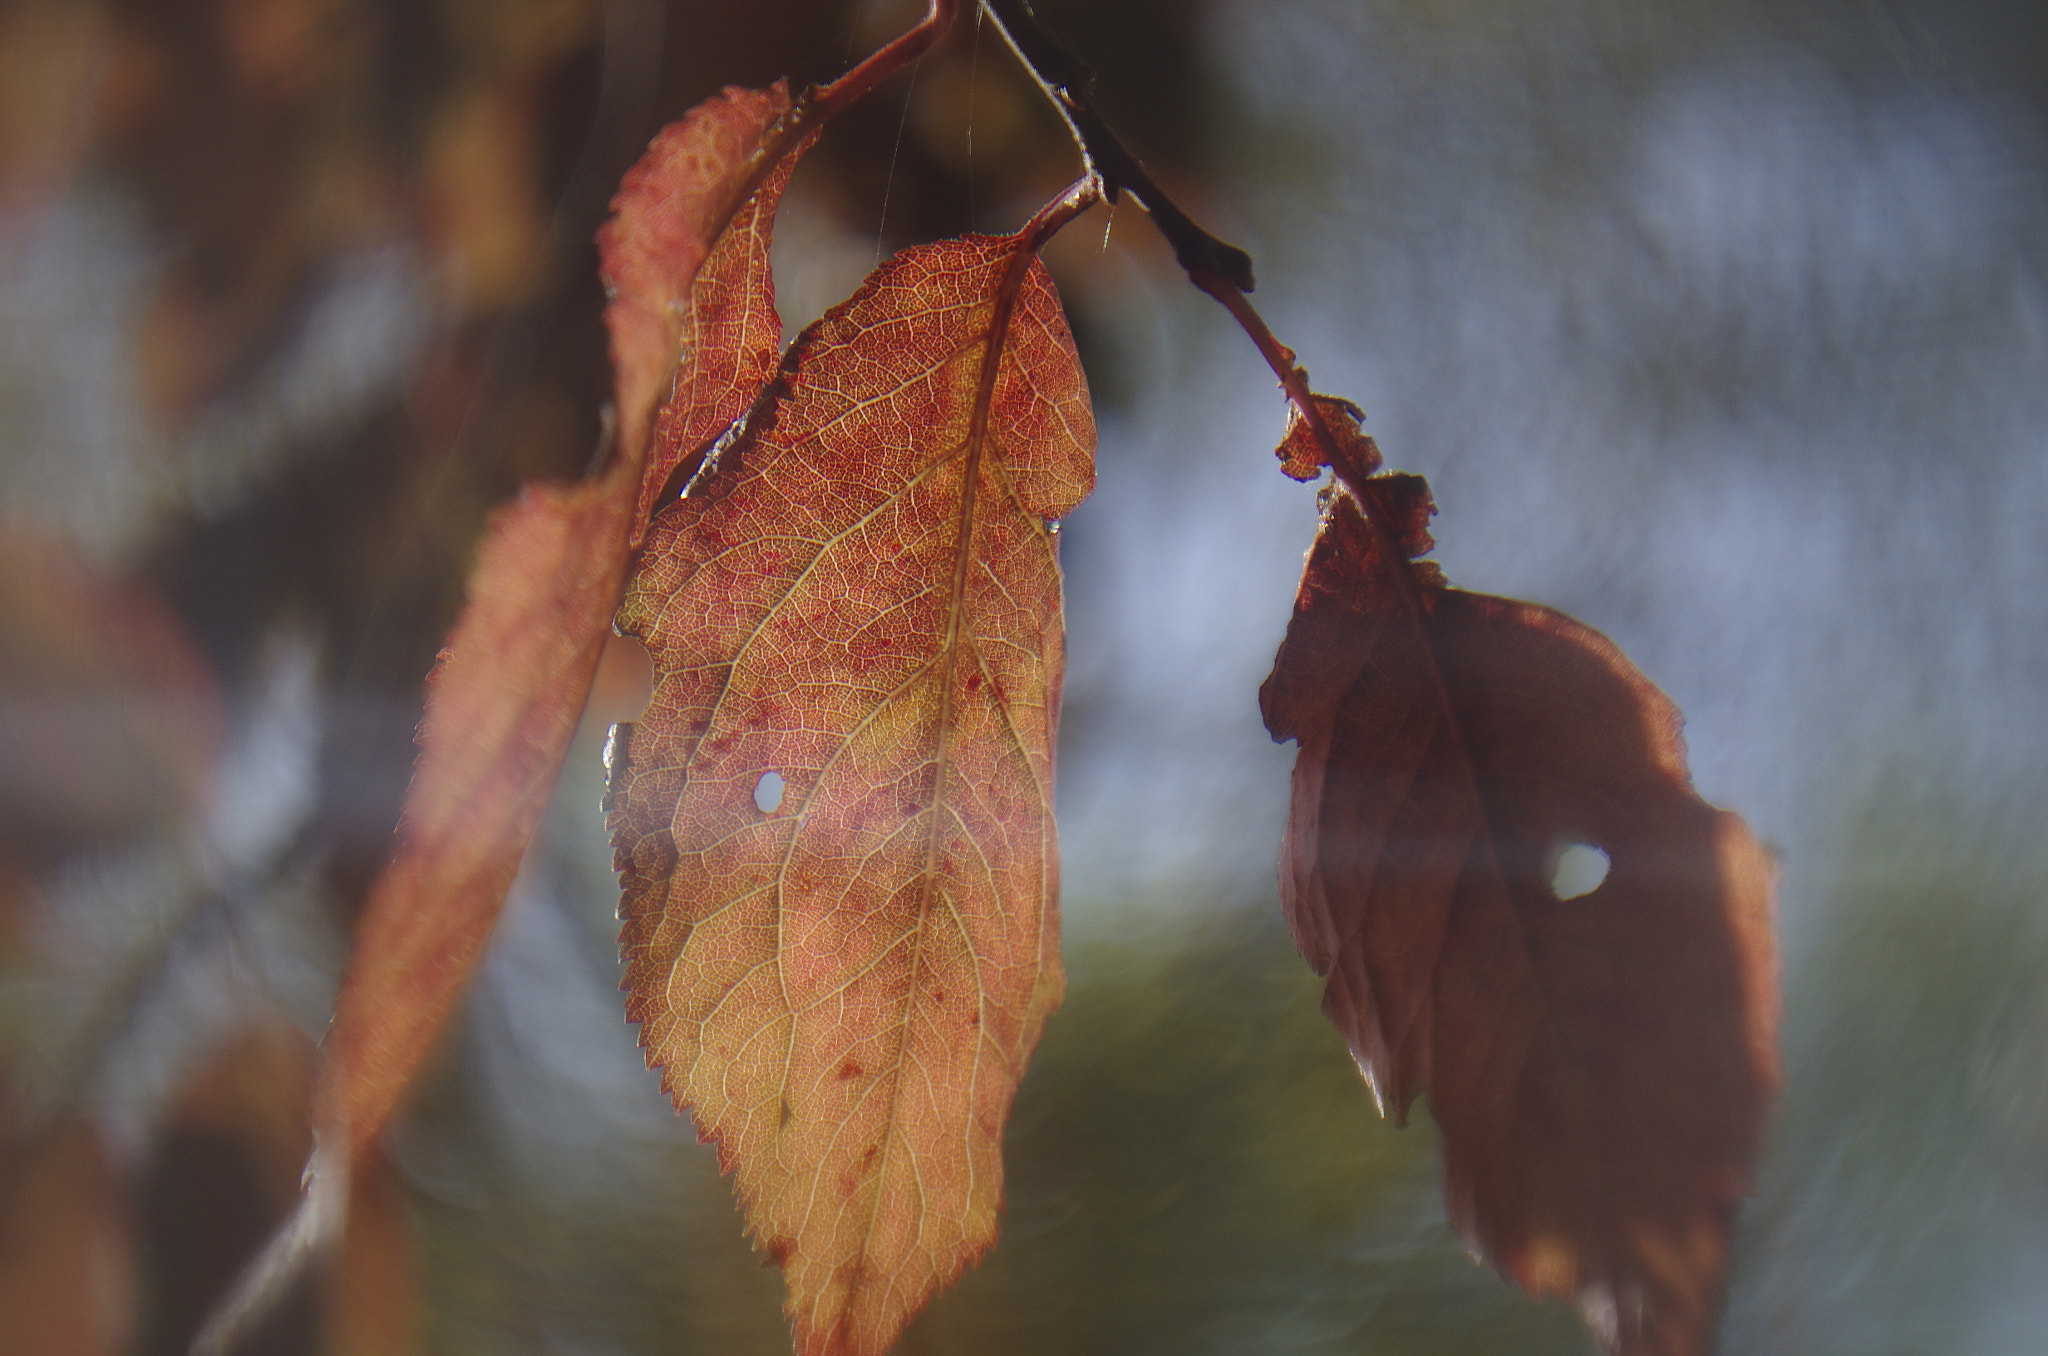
[1275, 394, 1377, 483]
[608, 197, 1096, 1356]
[192, 83, 801, 1356]
[311, 468, 636, 1157]
[1261, 480, 1778, 1356]
[596, 82, 798, 537]
[311, 82, 794, 1171]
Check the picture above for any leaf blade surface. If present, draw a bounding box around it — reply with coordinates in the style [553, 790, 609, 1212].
[1263, 484, 1778, 1356]
[610, 227, 1094, 1356]
[192, 87, 829, 1353]
[599, 83, 792, 492]
[314, 85, 795, 1166]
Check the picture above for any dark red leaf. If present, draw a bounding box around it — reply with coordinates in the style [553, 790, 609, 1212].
[1262, 486, 1778, 1356]
[1276, 394, 1379, 482]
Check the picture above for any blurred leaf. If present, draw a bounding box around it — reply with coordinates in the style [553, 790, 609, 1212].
[183, 84, 800, 1355]
[0, 528, 223, 866]
[313, 79, 793, 1174]
[314, 461, 636, 1164]
[0, 1119, 131, 1356]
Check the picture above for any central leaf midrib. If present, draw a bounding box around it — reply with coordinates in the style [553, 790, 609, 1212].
[846, 244, 1040, 1306]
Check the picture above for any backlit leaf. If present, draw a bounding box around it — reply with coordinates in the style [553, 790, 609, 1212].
[195, 87, 815, 1353]
[313, 83, 797, 1166]
[608, 224, 1094, 1356]
[314, 462, 639, 1160]
[1262, 484, 1778, 1356]
[598, 83, 792, 494]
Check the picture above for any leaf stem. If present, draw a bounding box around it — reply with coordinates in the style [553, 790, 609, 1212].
[809, 0, 960, 121]
[985, 4, 1513, 1010]
[1185, 267, 1420, 597]
[729, 0, 962, 233]
[1017, 174, 1106, 253]
[979, 0, 1430, 635]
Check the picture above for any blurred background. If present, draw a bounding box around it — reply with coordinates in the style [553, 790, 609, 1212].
[3, 0, 2046, 1351]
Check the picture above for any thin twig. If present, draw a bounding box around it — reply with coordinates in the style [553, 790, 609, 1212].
[696, 0, 962, 275]
[980, 0, 1253, 291]
[986, 0, 1509, 960]
[979, 0, 1427, 606]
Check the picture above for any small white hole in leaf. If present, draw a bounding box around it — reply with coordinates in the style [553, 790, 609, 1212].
[1551, 842, 1610, 900]
[753, 771, 785, 814]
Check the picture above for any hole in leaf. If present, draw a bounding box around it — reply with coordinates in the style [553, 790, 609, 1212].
[754, 771, 785, 814]
[1551, 842, 1610, 900]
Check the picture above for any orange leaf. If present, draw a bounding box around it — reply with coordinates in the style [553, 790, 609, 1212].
[195, 85, 799, 1355]
[598, 82, 792, 506]
[608, 222, 1095, 1356]
[312, 83, 797, 1170]
[1261, 486, 1778, 1356]
[314, 464, 637, 1159]
[632, 111, 811, 540]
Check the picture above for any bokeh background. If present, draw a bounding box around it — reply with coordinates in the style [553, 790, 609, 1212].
[4, 0, 2047, 1352]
